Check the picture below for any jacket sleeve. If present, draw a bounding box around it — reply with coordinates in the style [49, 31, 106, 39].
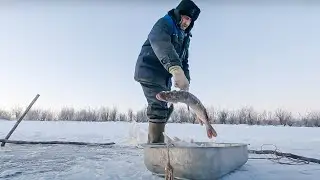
[148, 18, 182, 71]
[182, 49, 190, 82]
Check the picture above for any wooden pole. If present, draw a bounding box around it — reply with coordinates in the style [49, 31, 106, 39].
[1, 94, 40, 147]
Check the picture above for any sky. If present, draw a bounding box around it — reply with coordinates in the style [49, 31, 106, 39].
[0, 1, 319, 114]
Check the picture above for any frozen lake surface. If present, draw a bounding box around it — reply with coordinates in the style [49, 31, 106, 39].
[1, 120, 320, 180]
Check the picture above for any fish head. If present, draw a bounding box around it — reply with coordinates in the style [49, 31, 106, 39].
[156, 90, 181, 103]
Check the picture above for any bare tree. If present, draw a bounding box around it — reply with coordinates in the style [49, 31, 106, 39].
[25, 108, 42, 120]
[169, 110, 179, 123]
[0, 108, 11, 120]
[98, 107, 110, 121]
[258, 110, 275, 125]
[58, 107, 75, 121]
[74, 109, 87, 121]
[232, 107, 257, 125]
[11, 106, 23, 120]
[39, 109, 54, 121]
[305, 111, 320, 127]
[88, 108, 98, 121]
[206, 106, 216, 124]
[109, 106, 118, 121]
[275, 108, 292, 126]
[117, 113, 127, 121]
[127, 109, 134, 122]
[1, 103, 320, 127]
[73, 108, 98, 121]
[177, 107, 189, 123]
[135, 107, 147, 122]
[247, 108, 258, 125]
[227, 110, 239, 124]
[217, 110, 228, 124]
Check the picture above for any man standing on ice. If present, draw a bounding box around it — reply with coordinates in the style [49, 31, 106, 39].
[134, 0, 201, 143]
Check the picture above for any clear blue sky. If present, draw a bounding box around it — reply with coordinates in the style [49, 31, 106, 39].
[0, 1, 319, 114]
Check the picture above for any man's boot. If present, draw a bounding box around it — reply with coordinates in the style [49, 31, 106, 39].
[147, 122, 165, 143]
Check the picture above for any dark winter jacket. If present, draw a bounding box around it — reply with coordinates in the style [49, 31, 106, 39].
[134, 0, 201, 87]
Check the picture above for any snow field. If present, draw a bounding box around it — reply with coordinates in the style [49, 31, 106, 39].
[0, 120, 319, 180]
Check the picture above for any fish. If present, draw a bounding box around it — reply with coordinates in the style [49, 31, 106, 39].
[156, 90, 217, 138]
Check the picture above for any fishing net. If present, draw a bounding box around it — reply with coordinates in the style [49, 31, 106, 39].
[248, 144, 318, 165]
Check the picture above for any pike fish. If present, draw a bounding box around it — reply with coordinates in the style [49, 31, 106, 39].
[156, 90, 217, 138]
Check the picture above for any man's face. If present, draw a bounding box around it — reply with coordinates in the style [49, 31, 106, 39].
[180, 15, 192, 30]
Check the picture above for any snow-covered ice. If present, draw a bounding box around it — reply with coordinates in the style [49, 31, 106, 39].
[0, 120, 320, 180]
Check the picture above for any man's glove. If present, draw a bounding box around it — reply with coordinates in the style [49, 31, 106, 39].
[169, 65, 189, 91]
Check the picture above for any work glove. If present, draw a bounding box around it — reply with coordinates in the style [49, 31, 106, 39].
[169, 65, 189, 91]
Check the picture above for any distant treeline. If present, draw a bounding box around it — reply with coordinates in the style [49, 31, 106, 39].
[0, 106, 319, 127]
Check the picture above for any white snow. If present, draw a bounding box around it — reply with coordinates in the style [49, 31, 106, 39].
[0, 120, 320, 180]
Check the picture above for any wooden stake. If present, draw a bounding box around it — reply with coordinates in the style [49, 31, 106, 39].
[1, 94, 40, 147]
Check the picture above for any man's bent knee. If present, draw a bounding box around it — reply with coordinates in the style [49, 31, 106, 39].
[147, 105, 169, 123]
[140, 81, 173, 122]
[147, 103, 174, 123]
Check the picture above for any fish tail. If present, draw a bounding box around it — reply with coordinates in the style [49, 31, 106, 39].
[205, 124, 218, 138]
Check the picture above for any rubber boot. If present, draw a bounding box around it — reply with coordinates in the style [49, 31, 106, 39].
[147, 122, 165, 144]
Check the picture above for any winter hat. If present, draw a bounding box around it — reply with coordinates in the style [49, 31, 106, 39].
[175, 0, 201, 21]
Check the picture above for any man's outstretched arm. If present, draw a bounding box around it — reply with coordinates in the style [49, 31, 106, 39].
[148, 17, 189, 91]
[148, 18, 182, 71]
